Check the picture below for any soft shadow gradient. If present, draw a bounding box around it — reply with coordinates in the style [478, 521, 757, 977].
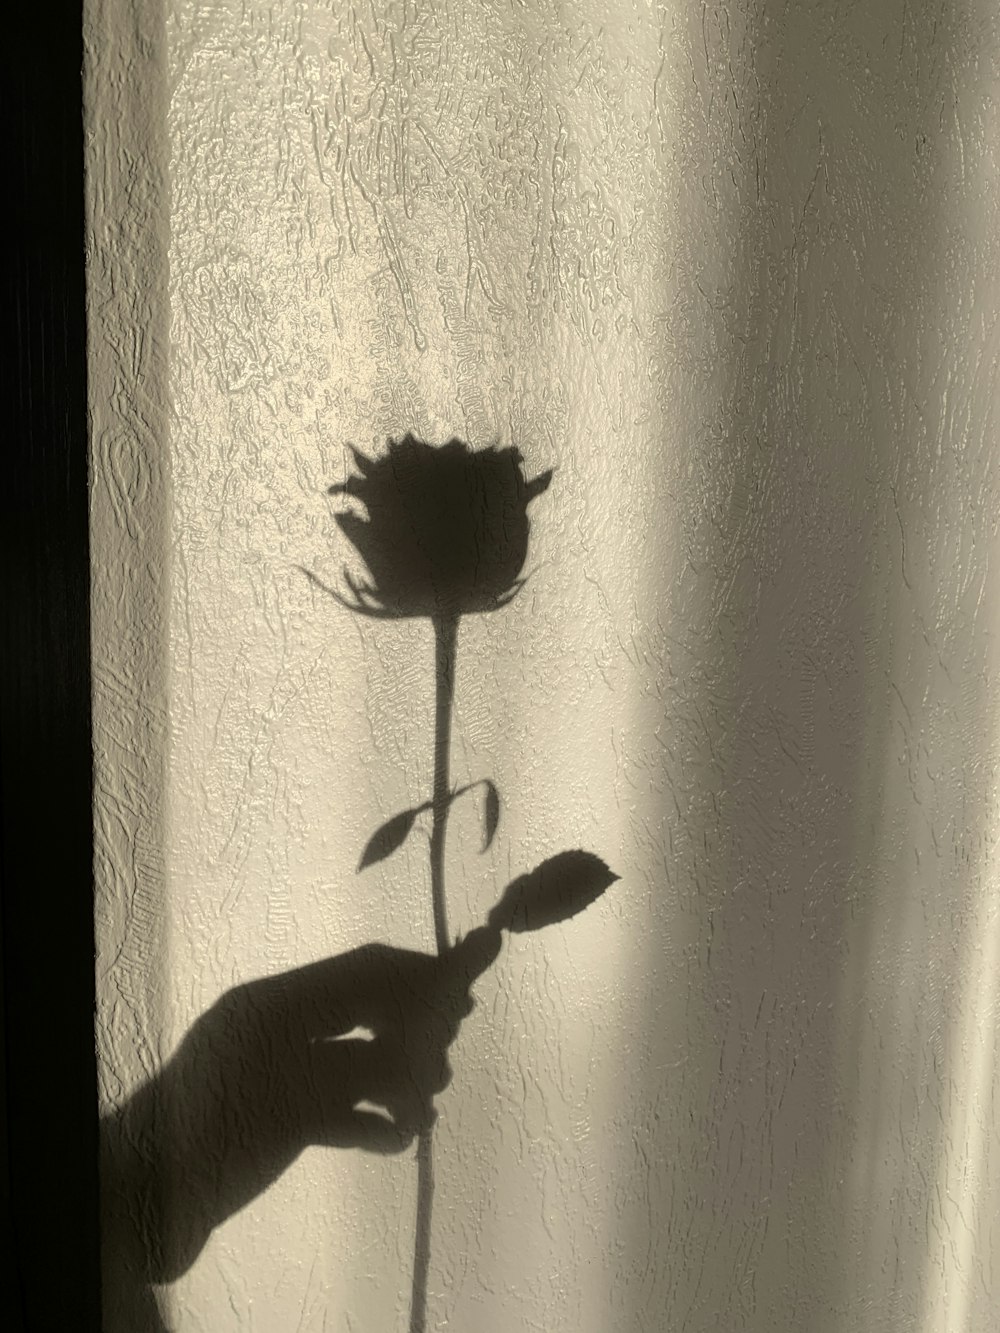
[631, 3, 998, 1331]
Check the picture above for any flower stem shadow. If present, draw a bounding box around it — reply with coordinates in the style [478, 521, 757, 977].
[301, 434, 614, 1330]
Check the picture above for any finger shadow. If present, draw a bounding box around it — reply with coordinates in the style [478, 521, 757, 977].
[100, 944, 474, 1324]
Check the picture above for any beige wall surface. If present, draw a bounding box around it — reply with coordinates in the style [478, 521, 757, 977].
[88, 1, 1000, 1329]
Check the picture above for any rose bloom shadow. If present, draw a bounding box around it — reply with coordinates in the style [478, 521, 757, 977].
[325, 434, 553, 620]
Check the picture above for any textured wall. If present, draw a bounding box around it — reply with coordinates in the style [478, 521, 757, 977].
[89, 1, 1000, 1329]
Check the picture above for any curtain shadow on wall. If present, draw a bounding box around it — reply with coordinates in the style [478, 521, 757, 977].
[630, 2, 997, 1329]
[89, 0, 172, 1327]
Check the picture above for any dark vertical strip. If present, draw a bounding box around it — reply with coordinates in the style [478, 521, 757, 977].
[409, 1127, 434, 1333]
[410, 611, 458, 1332]
[2, 6, 100, 1331]
[430, 612, 459, 956]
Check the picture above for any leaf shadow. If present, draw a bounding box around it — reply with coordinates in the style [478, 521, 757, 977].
[357, 779, 502, 871]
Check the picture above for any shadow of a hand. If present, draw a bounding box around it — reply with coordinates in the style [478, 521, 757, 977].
[273, 941, 484, 1152]
[101, 937, 498, 1309]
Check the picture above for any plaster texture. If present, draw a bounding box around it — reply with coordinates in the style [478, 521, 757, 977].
[88, 1, 1000, 1329]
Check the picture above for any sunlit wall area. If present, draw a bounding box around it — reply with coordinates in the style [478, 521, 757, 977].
[88, 1, 1000, 1330]
[615, 4, 1000, 1330]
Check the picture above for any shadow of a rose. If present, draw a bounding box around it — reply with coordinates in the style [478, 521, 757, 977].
[326, 434, 552, 619]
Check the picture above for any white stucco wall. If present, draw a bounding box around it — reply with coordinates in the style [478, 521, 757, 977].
[88, 1, 1000, 1329]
